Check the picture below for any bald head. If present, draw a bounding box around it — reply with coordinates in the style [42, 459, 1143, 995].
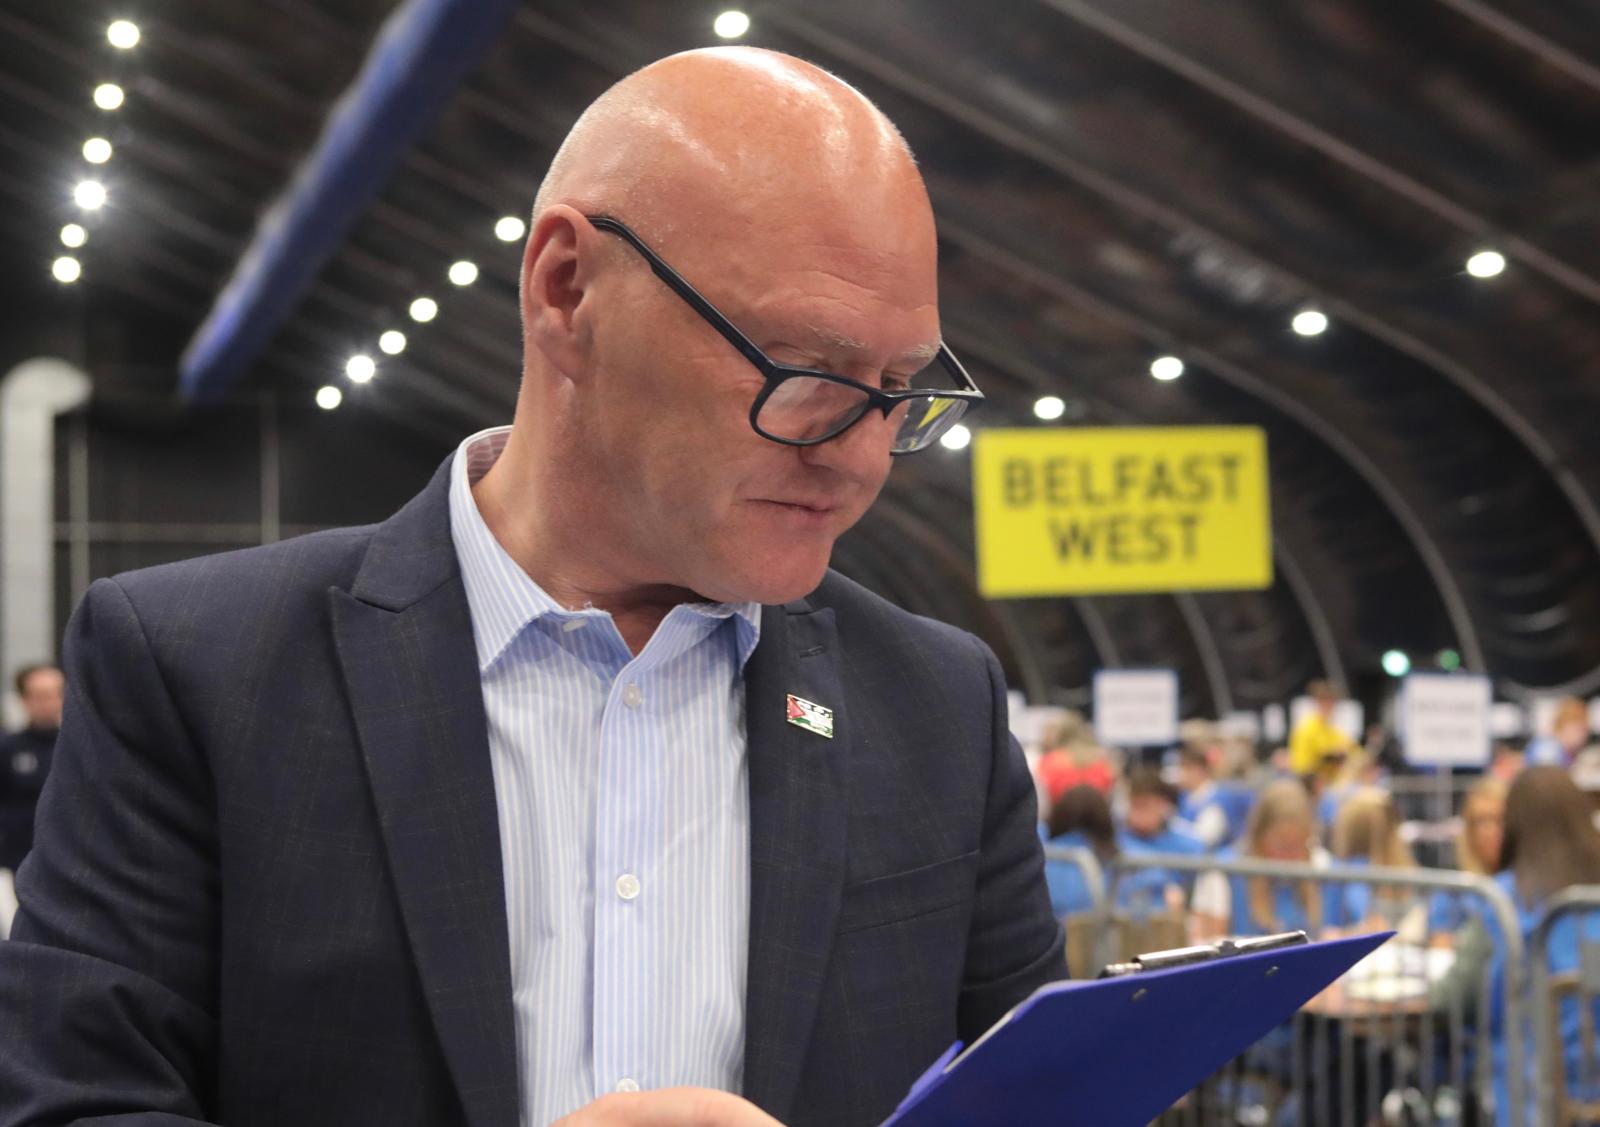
[533, 47, 929, 250]
[487, 47, 945, 614]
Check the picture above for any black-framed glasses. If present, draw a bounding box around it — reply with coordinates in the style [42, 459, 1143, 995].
[586, 214, 983, 454]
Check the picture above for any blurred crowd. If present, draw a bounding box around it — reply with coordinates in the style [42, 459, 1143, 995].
[1030, 681, 1600, 1126]
[0, 662, 62, 936]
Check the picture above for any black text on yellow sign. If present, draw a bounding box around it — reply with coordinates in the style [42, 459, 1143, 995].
[973, 427, 1273, 597]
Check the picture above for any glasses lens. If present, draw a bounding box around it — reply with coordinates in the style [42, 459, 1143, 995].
[891, 395, 969, 453]
[756, 375, 873, 443]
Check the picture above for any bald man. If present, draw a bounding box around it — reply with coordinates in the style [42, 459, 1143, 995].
[0, 48, 1064, 1127]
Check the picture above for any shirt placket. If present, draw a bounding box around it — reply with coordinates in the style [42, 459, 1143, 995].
[590, 613, 710, 1097]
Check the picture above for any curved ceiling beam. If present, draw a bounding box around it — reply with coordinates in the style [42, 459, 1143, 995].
[938, 220, 1487, 672]
[762, 6, 1600, 628]
[1429, 0, 1600, 95]
[1036, 0, 1600, 310]
[179, 0, 519, 401]
[1174, 592, 1233, 716]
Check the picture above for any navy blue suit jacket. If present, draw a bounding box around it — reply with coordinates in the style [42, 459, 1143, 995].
[0, 460, 1064, 1127]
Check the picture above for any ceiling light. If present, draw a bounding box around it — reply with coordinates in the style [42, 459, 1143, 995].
[52, 256, 82, 284]
[447, 260, 478, 286]
[713, 10, 751, 38]
[1466, 250, 1505, 279]
[1381, 649, 1411, 678]
[408, 296, 438, 322]
[93, 83, 125, 110]
[939, 424, 972, 451]
[316, 385, 343, 410]
[378, 330, 407, 355]
[1033, 396, 1065, 421]
[82, 137, 112, 164]
[345, 354, 376, 383]
[59, 223, 87, 248]
[494, 215, 526, 242]
[1150, 355, 1185, 381]
[73, 180, 107, 210]
[1291, 309, 1328, 337]
[106, 20, 140, 49]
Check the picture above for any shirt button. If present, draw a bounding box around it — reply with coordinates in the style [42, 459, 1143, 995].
[615, 1078, 640, 1093]
[622, 683, 644, 709]
[561, 618, 586, 633]
[616, 873, 641, 901]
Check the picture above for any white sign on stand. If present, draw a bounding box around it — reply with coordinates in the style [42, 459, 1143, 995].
[1093, 669, 1180, 747]
[1401, 674, 1492, 767]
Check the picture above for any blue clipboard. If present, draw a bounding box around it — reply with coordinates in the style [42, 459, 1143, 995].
[882, 931, 1392, 1127]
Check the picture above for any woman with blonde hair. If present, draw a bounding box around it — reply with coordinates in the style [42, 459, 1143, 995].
[1324, 787, 1415, 930]
[1423, 777, 1507, 947]
[1191, 779, 1327, 941]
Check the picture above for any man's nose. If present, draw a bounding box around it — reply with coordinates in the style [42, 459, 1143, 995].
[798, 406, 895, 479]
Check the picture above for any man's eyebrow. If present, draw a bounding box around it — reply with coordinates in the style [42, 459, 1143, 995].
[804, 324, 941, 366]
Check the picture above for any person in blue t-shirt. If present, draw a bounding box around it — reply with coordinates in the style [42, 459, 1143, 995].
[1425, 776, 1507, 940]
[1175, 743, 1233, 849]
[1324, 786, 1416, 931]
[1041, 784, 1118, 918]
[1117, 767, 1205, 916]
[1524, 696, 1593, 768]
[1473, 768, 1600, 1127]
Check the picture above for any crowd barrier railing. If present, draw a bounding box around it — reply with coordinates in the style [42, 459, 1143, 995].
[1387, 772, 1484, 824]
[1529, 885, 1600, 1127]
[1042, 846, 1529, 1126]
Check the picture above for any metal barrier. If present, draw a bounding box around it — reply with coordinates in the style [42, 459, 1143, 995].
[1387, 773, 1484, 825]
[1042, 847, 1529, 1127]
[1529, 886, 1600, 1127]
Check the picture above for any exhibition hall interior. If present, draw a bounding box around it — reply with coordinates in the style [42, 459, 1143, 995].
[1, 2, 1598, 1125]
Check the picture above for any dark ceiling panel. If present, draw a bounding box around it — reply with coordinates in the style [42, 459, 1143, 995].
[8, 0, 1600, 707]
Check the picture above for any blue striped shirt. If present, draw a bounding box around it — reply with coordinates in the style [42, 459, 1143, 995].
[448, 427, 761, 1125]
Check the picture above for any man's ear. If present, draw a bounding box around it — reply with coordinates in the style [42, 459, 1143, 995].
[521, 207, 596, 383]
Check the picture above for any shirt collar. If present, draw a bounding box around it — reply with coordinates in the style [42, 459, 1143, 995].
[447, 425, 761, 672]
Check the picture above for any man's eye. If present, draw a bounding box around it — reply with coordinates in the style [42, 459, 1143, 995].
[882, 374, 912, 392]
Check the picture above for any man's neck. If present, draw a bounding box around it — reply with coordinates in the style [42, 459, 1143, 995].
[471, 444, 698, 656]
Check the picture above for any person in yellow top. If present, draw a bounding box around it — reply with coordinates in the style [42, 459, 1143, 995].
[1289, 680, 1355, 781]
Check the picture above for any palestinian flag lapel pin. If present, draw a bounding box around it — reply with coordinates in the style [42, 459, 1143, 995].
[785, 694, 834, 738]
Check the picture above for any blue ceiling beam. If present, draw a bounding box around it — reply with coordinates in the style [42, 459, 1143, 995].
[179, 0, 519, 401]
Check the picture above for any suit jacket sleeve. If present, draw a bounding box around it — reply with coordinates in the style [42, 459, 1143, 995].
[956, 633, 1068, 1041]
[0, 578, 221, 1125]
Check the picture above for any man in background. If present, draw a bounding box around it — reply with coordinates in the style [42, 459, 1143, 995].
[1288, 679, 1354, 784]
[0, 664, 62, 871]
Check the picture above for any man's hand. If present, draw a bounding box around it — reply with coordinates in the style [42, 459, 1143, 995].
[552, 1088, 785, 1127]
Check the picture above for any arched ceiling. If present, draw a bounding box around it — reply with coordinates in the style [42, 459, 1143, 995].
[6, 0, 1600, 710]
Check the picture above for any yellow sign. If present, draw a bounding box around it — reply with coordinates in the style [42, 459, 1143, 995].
[973, 427, 1272, 596]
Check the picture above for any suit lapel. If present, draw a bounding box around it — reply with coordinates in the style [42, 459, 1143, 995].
[330, 462, 520, 1127]
[741, 601, 849, 1120]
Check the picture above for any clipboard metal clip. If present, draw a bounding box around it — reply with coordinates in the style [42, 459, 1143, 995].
[1098, 930, 1309, 978]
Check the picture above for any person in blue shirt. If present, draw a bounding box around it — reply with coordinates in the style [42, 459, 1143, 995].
[1117, 768, 1206, 917]
[1524, 696, 1592, 768]
[1175, 743, 1233, 849]
[1476, 767, 1600, 1127]
[1041, 784, 1118, 918]
[1425, 776, 1506, 939]
[1324, 786, 1416, 931]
